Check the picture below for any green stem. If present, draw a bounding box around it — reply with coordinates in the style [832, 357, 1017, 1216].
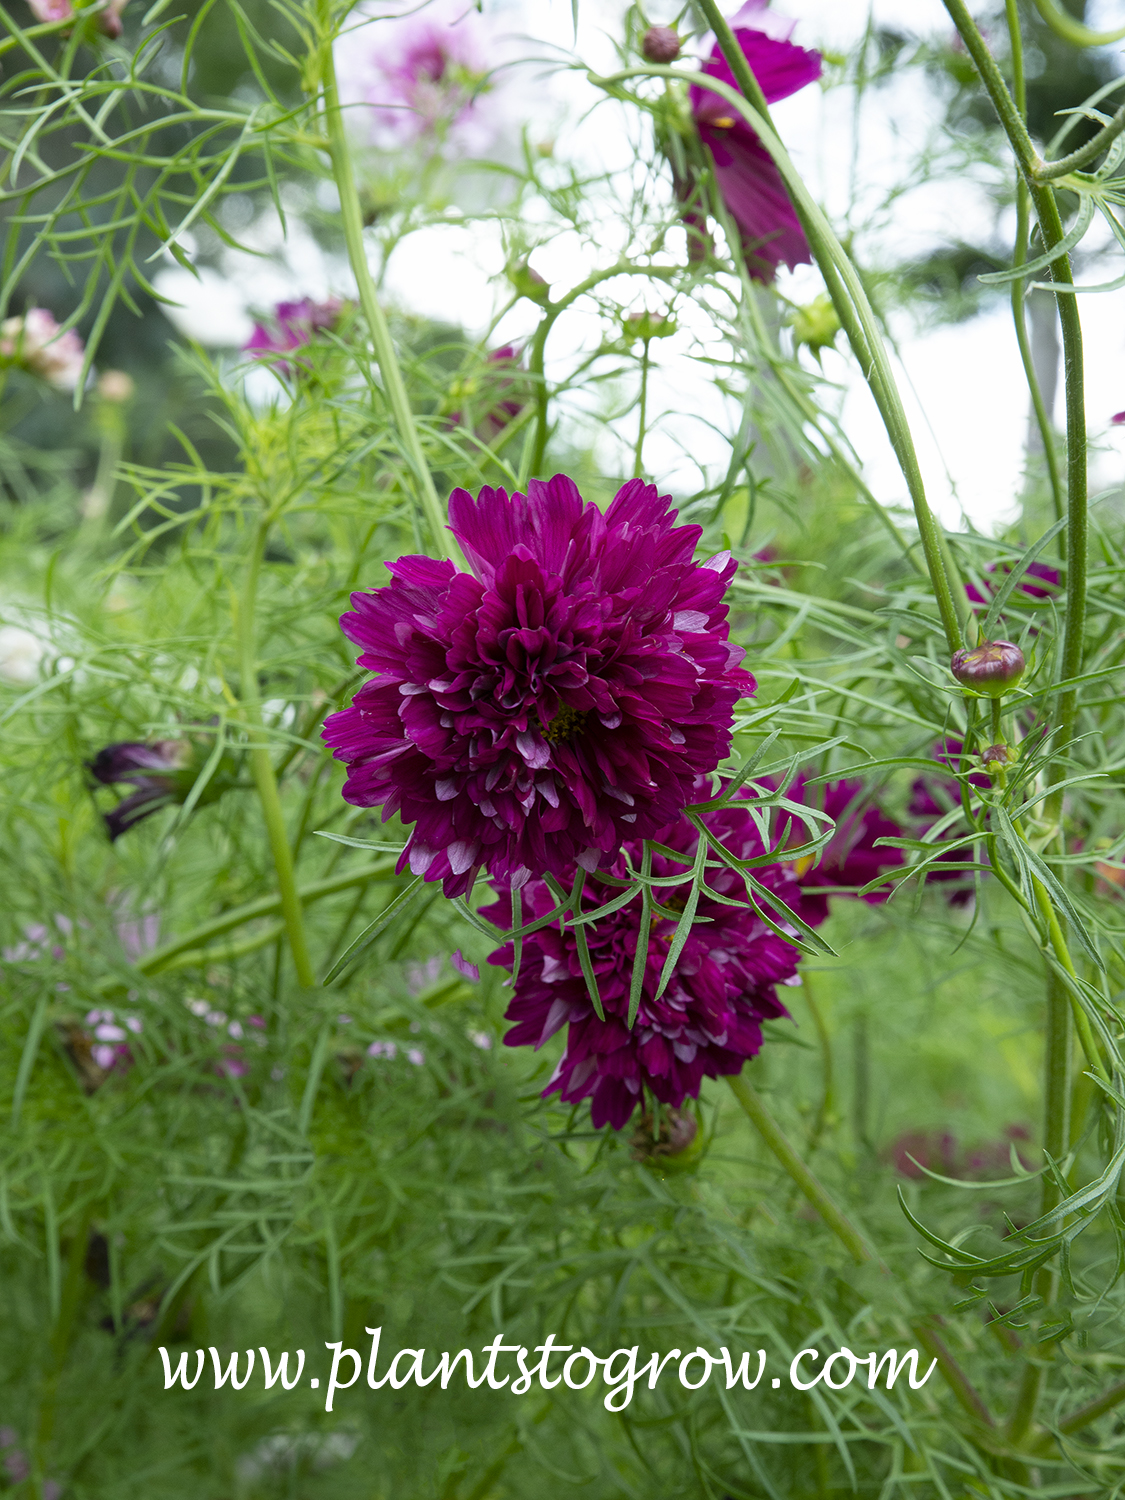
[1001, 0, 1065, 531]
[728, 1071, 997, 1429]
[238, 517, 315, 988]
[801, 971, 834, 1153]
[941, 0, 1087, 804]
[727, 1071, 873, 1264]
[1037, 105, 1125, 179]
[1030, 874, 1108, 1082]
[633, 336, 651, 478]
[318, 30, 453, 560]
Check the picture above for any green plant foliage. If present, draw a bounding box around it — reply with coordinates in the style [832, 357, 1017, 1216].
[3, 1, 1125, 1496]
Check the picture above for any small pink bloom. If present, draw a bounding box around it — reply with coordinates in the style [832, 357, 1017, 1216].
[406, 1047, 426, 1066]
[0, 308, 86, 389]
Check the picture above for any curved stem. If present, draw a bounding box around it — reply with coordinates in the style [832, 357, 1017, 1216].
[319, 31, 453, 561]
[239, 517, 315, 988]
[1037, 105, 1125, 180]
[727, 1071, 873, 1264]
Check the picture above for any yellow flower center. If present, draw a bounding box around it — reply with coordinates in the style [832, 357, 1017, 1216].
[540, 704, 588, 744]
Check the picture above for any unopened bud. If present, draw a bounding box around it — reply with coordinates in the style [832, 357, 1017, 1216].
[642, 25, 681, 63]
[508, 261, 550, 305]
[623, 308, 676, 342]
[630, 1108, 701, 1174]
[950, 640, 1025, 697]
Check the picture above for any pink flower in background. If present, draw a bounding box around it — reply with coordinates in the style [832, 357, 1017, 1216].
[486, 790, 803, 1130]
[964, 558, 1060, 606]
[244, 298, 345, 368]
[448, 345, 528, 443]
[336, 0, 515, 159]
[0, 307, 86, 389]
[690, 2, 822, 281]
[324, 476, 754, 898]
[28, 0, 127, 34]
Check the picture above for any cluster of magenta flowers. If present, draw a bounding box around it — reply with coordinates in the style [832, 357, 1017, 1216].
[325, 473, 921, 1131]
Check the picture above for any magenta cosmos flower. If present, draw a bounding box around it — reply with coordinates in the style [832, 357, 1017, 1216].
[485, 792, 803, 1129]
[244, 298, 344, 368]
[965, 558, 1059, 606]
[322, 476, 754, 898]
[690, 1, 822, 282]
[770, 775, 905, 925]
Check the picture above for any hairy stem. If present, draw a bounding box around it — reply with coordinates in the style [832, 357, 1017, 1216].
[319, 30, 453, 560]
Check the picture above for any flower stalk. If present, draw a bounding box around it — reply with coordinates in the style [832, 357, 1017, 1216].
[238, 515, 316, 988]
[318, 23, 454, 561]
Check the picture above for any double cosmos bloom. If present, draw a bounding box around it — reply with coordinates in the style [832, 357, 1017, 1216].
[324, 477, 753, 898]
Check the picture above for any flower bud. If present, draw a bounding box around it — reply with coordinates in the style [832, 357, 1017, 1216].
[949, 640, 1025, 697]
[622, 308, 676, 342]
[642, 26, 681, 63]
[630, 1108, 702, 1174]
[508, 261, 550, 305]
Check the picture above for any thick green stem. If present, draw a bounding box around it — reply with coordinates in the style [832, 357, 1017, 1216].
[239, 518, 316, 988]
[1001, 2, 1064, 531]
[727, 1071, 873, 1264]
[319, 33, 453, 560]
[941, 0, 1087, 804]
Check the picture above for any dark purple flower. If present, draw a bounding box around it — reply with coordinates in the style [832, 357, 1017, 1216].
[772, 775, 905, 925]
[323, 476, 754, 898]
[964, 559, 1060, 606]
[689, 2, 822, 282]
[244, 298, 344, 368]
[485, 795, 802, 1130]
[1112, 411, 1125, 425]
[87, 740, 191, 840]
[887, 1129, 958, 1180]
[87, 736, 238, 841]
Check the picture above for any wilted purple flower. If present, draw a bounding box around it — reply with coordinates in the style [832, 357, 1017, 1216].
[0, 307, 86, 389]
[244, 298, 344, 369]
[87, 736, 238, 841]
[771, 775, 905, 926]
[87, 739, 191, 840]
[485, 795, 802, 1130]
[965, 559, 1059, 606]
[690, 2, 822, 282]
[323, 476, 754, 898]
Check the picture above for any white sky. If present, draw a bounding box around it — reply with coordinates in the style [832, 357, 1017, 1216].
[157, 0, 1125, 531]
